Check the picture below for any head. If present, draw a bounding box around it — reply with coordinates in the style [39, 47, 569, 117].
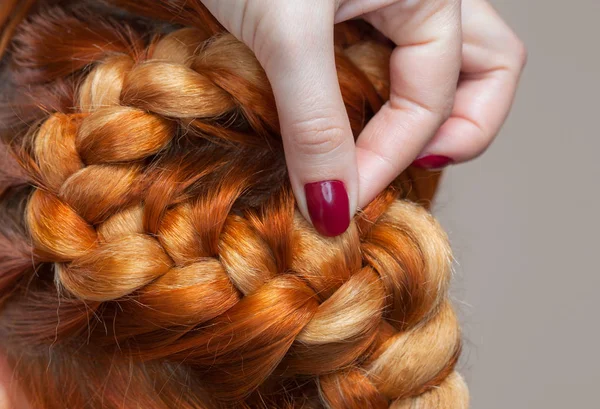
[0, 1, 467, 408]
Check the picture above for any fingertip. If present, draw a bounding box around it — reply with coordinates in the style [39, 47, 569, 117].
[411, 155, 454, 170]
[283, 120, 358, 237]
[417, 116, 494, 166]
[304, 180, 351, 237]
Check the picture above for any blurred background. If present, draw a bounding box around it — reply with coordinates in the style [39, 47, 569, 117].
[434, 1, 600, 407]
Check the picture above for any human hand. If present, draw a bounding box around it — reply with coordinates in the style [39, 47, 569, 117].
[201, 0, 526, 236]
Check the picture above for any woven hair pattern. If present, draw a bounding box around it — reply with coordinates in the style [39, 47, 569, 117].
[0, 1, 468, 408]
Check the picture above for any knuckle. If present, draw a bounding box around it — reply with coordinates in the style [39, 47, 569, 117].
[504, 32, 528, 70]
[424, 96, 455, 127]
[251, 18, 303, 70]
[514, 39, 528, 69]
[438, 97, 455, 122]
[288, 117, 347, 156]
[390, 92, 455, 129]
[431, 83, 457, 121]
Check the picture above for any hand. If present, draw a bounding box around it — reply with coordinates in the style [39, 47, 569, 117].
[201, 0, 526, 236]
[408, 0, 527, 172]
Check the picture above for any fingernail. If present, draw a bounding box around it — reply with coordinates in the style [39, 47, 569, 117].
[304, 180, 350, 237]
[412, 155, 453, 170]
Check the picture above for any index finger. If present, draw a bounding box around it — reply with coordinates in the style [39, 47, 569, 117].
[355, 0, 462, 206]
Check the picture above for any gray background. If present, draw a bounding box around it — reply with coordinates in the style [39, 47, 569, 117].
[434, 1, 600, 407]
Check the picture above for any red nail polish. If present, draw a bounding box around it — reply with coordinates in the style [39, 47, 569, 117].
[304, 180, 350, 237]
[412, 155, 453, 170]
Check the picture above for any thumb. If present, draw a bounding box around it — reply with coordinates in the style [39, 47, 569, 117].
[259, 8, 358, 237]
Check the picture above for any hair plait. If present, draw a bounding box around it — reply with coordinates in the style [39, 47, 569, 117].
[0, 1, 468, 408]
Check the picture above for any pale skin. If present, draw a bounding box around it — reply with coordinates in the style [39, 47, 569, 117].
[202, 0, 527, 231]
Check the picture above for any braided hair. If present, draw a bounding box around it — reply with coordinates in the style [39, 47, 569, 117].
[0, 1, 468, 408]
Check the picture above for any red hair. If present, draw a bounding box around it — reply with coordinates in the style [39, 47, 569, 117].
[0, 1, 468, 407]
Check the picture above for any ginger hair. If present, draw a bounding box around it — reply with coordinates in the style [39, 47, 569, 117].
[0, 1, 468, 408]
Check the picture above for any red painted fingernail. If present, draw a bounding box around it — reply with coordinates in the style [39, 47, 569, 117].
[304, 180, 350, 237]
[412, 155, 453, 170]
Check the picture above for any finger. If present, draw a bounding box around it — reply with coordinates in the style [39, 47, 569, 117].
[355, 0, 462, 207]
[197, 2, 357, 237]
[259, 5, 358, 237]
[412, 66, 525, 168]
[413, 0, 527, 168]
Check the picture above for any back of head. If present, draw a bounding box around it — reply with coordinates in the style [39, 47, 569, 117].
[0, 1, 468, 408]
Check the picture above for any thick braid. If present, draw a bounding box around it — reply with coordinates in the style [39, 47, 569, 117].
[24, 25, 387, 302]
[0, 4, 468, 408]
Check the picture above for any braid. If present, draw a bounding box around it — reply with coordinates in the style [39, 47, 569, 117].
[0, 1, 468, 408]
